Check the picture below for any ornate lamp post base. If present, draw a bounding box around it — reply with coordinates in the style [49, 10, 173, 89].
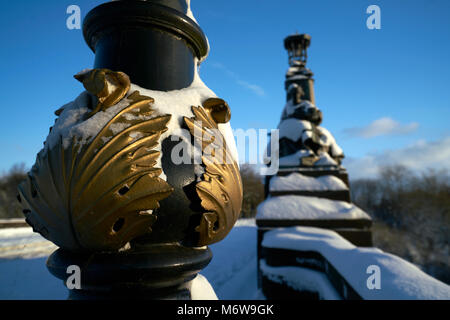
[18, 0, 243, 300]
[47, 243, 212, 300]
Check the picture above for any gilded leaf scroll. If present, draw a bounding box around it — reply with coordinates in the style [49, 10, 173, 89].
[184, 98, 243, 246]
[18, 69, 173, 251]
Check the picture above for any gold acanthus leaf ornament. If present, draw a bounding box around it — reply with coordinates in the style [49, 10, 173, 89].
[18, 69, 173, 252]
[184, 98, 243, 246]
[74, 69, 131, 117]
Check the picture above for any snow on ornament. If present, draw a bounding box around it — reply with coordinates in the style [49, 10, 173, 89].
[18, 67, 243, 251]
[275, 87, 344, 167]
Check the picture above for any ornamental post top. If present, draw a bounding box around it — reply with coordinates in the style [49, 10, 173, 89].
[284, 33, 312, 67]
[83, 0, 209, 91]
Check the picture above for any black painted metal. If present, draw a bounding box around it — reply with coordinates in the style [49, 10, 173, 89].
[261, 276, 320, 300]
[135, 138, 204, 247]
[285, 77, 315, 105]
[47, 0, 213, 300]
[283, 34, 315, 104]
[284, 34, 311, 67]
[83, 0, 208, 91]
[47, 243, 212, 299]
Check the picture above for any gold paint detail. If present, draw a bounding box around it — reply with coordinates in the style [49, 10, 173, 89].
[74, 69, 131, 117]
[202, 98, 231, 124]
[184, 102, 243, 246]
[18, 70, 173, 251]
[300, 155, 319, 166]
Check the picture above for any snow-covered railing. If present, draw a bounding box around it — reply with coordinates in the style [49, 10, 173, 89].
[0, 219, 28, 229]
[257, 169, 374, 291]
[260, 227, 450, 300]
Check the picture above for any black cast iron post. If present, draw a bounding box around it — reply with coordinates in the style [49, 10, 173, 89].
[18, 0, 243, 300]
[84, 0, 208, 91]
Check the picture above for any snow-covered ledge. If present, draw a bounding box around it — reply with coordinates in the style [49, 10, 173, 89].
[256, 195, 370, 220]
[188, 274, 218, 300]
[262, 227, 450, 300]
[269, 173, 348, 192]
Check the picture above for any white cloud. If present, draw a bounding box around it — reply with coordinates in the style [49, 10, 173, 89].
[209, 62, 265, 96]
[343, 136, 450, 179]
[236, 80, 265, 96]
[343, 117, 419, 138]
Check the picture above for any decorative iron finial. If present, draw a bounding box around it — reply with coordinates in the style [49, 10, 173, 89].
[284, 33, 311, 67]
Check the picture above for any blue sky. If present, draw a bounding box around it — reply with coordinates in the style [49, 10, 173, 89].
[0, 0, 449, 178]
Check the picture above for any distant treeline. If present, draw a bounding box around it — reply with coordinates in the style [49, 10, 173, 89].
[350, 165, 449, 284]
[239, 164, 265, 219]
[0, 163, 27, 219]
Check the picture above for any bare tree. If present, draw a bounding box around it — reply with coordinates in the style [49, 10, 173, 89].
[239, 164, 265, 218]
[0, 163, 28, 219]
[351, 164, 450, 284]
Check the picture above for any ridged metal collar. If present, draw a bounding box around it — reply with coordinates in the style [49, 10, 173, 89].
[83, 0, 209, 59]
